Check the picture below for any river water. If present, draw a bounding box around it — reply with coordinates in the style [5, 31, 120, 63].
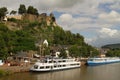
[0, 63, 120, 80]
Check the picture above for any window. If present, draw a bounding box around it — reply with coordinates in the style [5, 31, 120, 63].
[63, 65, 66, 67]
[63, 60, 66, 62]
[40, 66, 44, 69]
[46, 66, 50, 68]
[77, 63, 79, 65]
[49, 61, 52, 63]
[34, 65, 38, 69]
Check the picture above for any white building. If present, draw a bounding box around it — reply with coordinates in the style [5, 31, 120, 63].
[43, 39, 48, 47]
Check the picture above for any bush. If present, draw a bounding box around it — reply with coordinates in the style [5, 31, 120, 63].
[8, 18, 17, 22]
[0, 70, 13, 77]
[0, 70, 6, 76]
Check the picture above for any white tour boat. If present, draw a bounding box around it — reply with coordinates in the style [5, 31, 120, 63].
[87, 57, 120, 66]
[30, 58, 81, 72]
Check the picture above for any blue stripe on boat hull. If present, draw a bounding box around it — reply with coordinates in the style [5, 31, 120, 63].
[87, 60, 120, 66]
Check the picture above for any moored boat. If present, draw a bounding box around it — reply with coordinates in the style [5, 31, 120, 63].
[87, 57, 120, 66]
[0, 60, 4, 66]
[30, 58, 81, 72]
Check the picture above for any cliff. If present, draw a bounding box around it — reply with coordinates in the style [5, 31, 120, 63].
[22, 13, 57, 26]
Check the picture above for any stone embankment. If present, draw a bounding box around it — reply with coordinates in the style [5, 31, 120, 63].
[0, 64, 32, 73]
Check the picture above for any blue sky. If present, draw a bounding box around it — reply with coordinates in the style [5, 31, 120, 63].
[0, 0, 120, 47]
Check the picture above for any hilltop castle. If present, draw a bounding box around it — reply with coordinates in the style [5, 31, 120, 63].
[6, 13, 57, 26]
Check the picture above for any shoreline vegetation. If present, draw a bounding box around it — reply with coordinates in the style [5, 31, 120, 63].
[0, 69, 13, 77]
[0, 64, 32, 76]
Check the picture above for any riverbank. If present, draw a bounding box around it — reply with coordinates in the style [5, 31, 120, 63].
[0, 65, 32, 73]
[0, 65, 32, 76]
[0, 61, 86, 76]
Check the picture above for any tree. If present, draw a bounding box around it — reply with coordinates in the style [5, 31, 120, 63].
[0, 23, 10, 59]
[0, 7, 7, 21]
[27, 6, 39, 15]
[59, 49, 67, 58]
[69, 45, 80, 57]
[10, 10, 17, 15]
[18, 4, 26, 14]
[106, 50, 120, 57]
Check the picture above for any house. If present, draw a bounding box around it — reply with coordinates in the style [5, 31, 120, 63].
[9, 51, 36, 66]
[43, 39, 48, 47]
[3, 16, 7, 21]
[98, 48, 109, 57]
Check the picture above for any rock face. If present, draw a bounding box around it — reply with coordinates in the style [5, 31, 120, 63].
[22, 13, 57, 26]
[22, 14, 38, 22]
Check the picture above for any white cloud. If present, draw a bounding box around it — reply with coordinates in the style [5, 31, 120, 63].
[58, 13, 95, 31]
[58, 14, 73, 23]
[99, 28, 118, 37]
[85, 28, 120, 47]
[98, 11, 120, 24]
[0, 0, 83, 13]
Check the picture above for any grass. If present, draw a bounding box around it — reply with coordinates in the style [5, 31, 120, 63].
[0, 69, 13, 77]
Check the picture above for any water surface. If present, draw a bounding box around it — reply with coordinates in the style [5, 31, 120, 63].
[0, 63, 120, 80]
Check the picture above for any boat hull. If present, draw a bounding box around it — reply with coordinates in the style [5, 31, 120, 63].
[30, 65, 80, 72]
[87, 58, 120, 66]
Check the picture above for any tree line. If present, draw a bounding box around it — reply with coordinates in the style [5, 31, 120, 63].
[0, 4, 39, 21]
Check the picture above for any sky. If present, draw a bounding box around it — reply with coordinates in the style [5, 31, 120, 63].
[0, 0, 120, 47]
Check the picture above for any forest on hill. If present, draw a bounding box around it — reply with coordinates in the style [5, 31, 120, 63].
[102, 43, 120, 57]
[0, 4, 99, 59]
[102, 43, 120, 49]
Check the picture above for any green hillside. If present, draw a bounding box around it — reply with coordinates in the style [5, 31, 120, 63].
[0, 5, 99, 59]
[102, 43, 120, 49]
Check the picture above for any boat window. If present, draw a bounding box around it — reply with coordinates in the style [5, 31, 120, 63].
[77, 63, 79, 65]
[89, 59, 93, 61]
[70, 64, 76, 66]
[54, 65, 57, 67]
[59, 65, 62, 67]
[53, 61, 56, 63]
[63, 65, 66, 67]
[51, 66, 53, 69]
[40, 66, 44, 69]
[34, 65, 38, 69]
[63, 60, 66, 62]
[58, 65, 59, 67]
[49, 61, 52, 63]
[58, 61, 61, 62]
[46, 66, 50, 68]
[45, 60, 47, 63]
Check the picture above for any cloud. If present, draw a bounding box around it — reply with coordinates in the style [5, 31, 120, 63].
[0, 0, 83, 13]
[99, 28, 118, 37]
[98, 10, 120, 24]
[85, 28, 120, 47]
[58, 13, 94, 31]
[110, 1, 120, 10]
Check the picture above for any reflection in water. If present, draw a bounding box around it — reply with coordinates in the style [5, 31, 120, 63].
[0, 63, 120, 80]
[33, 68, 81, 80]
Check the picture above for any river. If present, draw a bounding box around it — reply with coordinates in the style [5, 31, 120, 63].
[0, 63, 120, 80]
